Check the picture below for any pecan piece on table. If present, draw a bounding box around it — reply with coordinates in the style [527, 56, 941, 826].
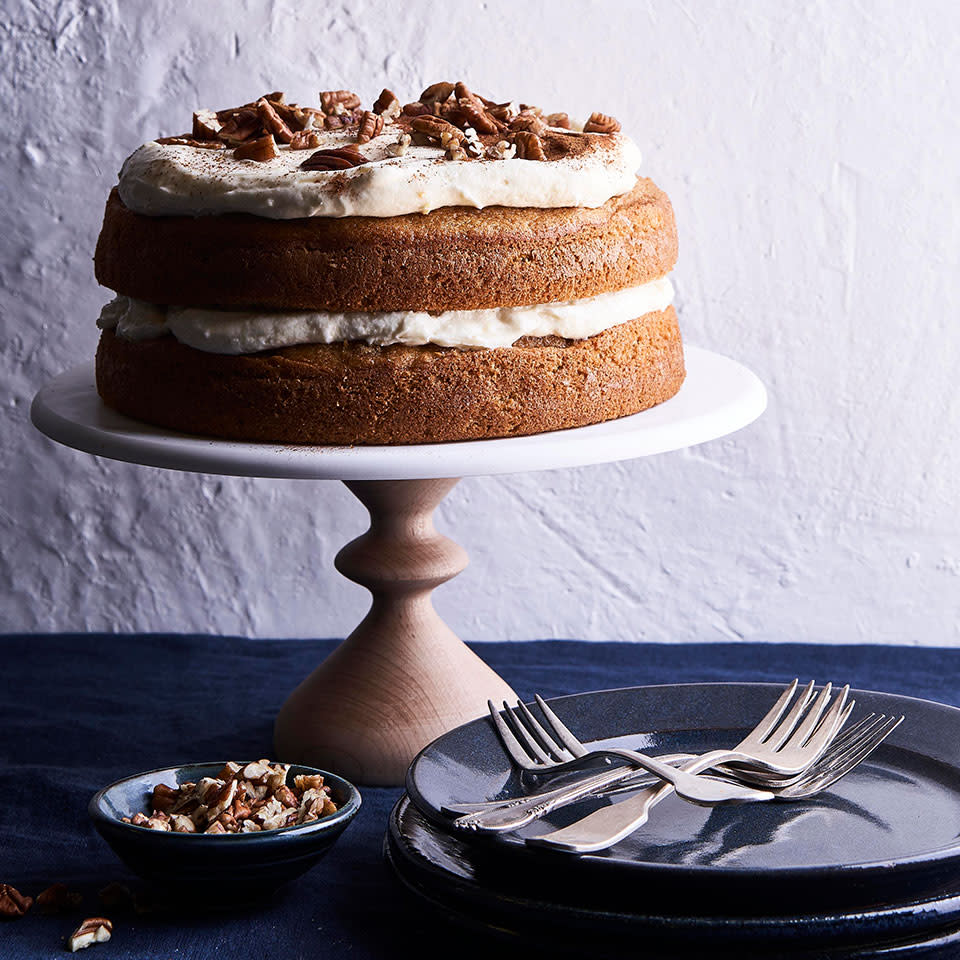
[300, 146, 368, 170]
[234, 134, 277, 162]
[583, 111, 621, 133]
[67, 917, 113, 951]
[36, 882, 83, 913]
[512, 131, 547, 160]
[320, 89, 361, 114]
[0, 883, 32, 919]
[356, 110, 384, 144]
[545, 112, 572, 129]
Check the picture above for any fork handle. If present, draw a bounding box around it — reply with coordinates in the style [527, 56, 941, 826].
[450, 763, 662, 831]
[526, 749, 741, 854]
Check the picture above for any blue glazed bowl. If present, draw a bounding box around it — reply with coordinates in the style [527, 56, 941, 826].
[89, 762, 361, 897]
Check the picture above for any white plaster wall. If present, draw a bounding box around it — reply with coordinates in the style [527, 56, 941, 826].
[2, 0, 958, 644]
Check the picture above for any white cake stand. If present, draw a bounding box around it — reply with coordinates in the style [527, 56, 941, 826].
[31, 345, 765, 785]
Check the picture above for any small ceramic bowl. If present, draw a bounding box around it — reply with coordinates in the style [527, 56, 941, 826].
[89, 761, 361, 898]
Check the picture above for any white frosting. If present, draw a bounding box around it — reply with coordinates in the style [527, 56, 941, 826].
[98, 278, 674, 353]
[117, 128, 643, 219]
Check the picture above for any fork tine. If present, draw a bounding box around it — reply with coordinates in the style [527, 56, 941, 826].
[534, 693, 589, 759]
[488, 699, 537, 770]
[513, 700, 574, 761]
[783, 715, 903, 797]
[798, 685, 851, 754]
[764, 680, 817, 749]
[789, 682, 834, 745]
[743, 679, 800, 743]
[500, 701, 556, 765]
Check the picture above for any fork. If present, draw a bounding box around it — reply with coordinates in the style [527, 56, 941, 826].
[528, 711, 903, 853]
[451, 680, 849, 831]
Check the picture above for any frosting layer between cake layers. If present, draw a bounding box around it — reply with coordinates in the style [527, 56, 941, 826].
[98, 277, 675, 353]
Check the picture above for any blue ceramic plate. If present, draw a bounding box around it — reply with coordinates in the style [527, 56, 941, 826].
[386, 794, 960, 958]
[405, 683, 960, 914]
[90, 761, 361, 896]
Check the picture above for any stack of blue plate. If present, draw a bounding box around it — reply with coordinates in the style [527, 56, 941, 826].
[388, 683, 960, 958]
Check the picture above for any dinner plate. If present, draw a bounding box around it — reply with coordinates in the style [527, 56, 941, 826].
[406, 683, 960, 913]
[386, 794, 960, 958]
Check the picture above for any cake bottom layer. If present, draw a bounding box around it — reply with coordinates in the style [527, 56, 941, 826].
[95, 307, 684, 445]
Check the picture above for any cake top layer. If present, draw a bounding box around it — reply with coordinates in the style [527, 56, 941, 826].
[117, 82, 643, 219]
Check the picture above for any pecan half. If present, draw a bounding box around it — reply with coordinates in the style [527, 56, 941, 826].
[256, 98, 294, 143]
[356, 110, 384, 144]
[320, 89, 361, 114]
[156, 137, 224, 149]
[300, 146, 368, 170]
[67, 917, 113, 951]
[98, 883, 133, 910]
[420, 81, 455, 108]
[373, 88, 401, 118]
[545, 112, 572, 129]
[192, 109, 221, 140]
[36, 882, 83, 913]
[583, 111, 621, 133]
[0, 884, 32, 919]
[290, 129, 321, 150]
[411, 115, 465, 146]
[488, 101, 519, 122]
[234, 134, 277, 162]
[512, 131, 546, 160]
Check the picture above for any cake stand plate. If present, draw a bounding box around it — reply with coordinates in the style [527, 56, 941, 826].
[31, 346, 766, 784]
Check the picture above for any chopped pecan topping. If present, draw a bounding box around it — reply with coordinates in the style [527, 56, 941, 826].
[583, 111, 621, 133]
[420, 81, 455, 108]
[356, 110, 385, 144]
[510, 113, 547, 135]
[488, 101, 519, 122]
[402, 100, 430, 117]
[323, 108, 362, 130]
[156, 136, 224, 149]
[290, 129, 321, 150]
[545, 112, 571, 129]
[519, 103, 543, 116]
[411, 115, 465, 147]
[192, 109, 221, 140]
[0, 884, 32, 919]
[233, 134, 277, 162]
[512, 131, 546, 160]
[373, 88, 401, 118]
[217, 107, 261, 143]
[387, 132, 412, 156]
[301, 146, 368, 170]
[320, 89, 361, 114]
[256, 98, 294, 143]
[486, 139, 517, 160]
[36, 883, 83, 913]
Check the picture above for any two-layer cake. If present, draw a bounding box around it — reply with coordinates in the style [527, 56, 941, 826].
[94, 83, 683, 444]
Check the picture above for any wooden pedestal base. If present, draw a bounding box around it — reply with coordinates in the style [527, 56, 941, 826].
[273, 478, 517, 786]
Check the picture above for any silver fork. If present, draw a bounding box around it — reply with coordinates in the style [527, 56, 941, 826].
[451, 680, 849, 831]
[528, 712, 903, 853]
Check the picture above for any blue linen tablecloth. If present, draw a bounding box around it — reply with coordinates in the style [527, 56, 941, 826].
[2, 634, 958, 959]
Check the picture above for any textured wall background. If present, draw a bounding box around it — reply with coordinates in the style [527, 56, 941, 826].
[2, 0, 958, 644]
